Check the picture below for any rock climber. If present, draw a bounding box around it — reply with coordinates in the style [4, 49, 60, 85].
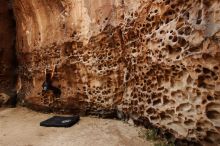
[42, 66, 61, 98]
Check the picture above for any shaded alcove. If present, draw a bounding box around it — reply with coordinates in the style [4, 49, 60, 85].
[0, 0, 18, 107]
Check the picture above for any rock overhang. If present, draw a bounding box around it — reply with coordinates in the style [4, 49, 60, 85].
[5, 0, 220, 145]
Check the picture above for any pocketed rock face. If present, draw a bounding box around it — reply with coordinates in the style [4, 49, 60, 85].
[0, 0, 17, 106]
[13, 0, 220, 144]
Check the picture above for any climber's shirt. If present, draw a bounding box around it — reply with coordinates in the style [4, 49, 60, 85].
[42, 81, 49, 91]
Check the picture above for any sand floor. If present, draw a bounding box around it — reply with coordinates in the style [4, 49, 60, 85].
[0, 107, 153, 146]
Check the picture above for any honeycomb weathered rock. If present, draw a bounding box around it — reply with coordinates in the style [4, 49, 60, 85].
[13, 0, 220, 144]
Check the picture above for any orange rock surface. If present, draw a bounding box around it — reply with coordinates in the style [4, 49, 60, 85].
[1, 0, 220, 144]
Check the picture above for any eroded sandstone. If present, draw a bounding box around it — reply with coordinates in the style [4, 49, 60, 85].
[10, 0, 220, 144]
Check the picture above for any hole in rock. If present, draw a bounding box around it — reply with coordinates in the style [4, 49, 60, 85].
[207, 95, 214, 101]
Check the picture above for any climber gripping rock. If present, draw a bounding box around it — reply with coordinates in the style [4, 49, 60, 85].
[42, 66, 61, 98]
[42, 71, 52, 91]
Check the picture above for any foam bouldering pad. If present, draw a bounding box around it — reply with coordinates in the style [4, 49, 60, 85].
[40, 115, 80, 128]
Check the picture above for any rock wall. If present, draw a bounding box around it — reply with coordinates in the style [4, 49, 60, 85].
[0, 0, 17, 106]
[13, 0, 220, 144]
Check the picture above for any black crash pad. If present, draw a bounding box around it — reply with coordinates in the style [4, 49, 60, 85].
[40, 116, 80, 128]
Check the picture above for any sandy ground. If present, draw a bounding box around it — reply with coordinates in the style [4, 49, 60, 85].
[0, 107, 153, 146]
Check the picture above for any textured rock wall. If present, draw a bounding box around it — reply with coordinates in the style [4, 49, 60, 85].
[13, 0, 220, 144]
[0, 0, 17, 106]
